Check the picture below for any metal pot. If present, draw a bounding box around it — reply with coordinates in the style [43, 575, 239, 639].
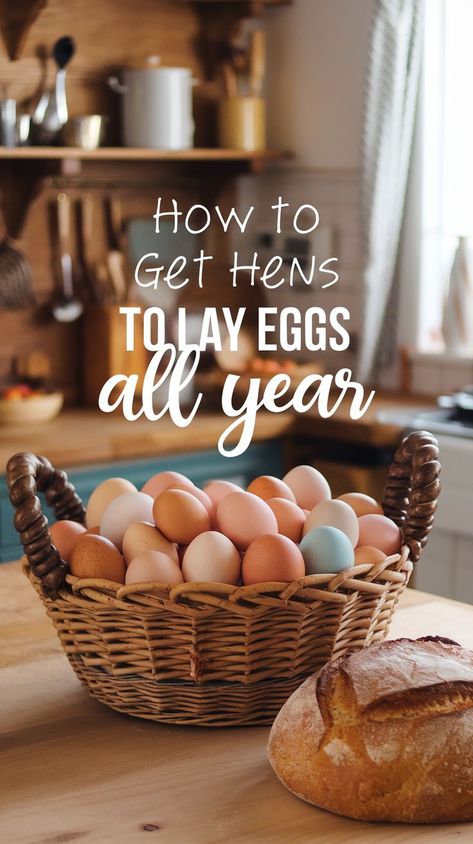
[109, 57, 194, 150]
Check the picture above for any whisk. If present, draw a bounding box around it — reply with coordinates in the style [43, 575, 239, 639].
[0, 203, 35, 309]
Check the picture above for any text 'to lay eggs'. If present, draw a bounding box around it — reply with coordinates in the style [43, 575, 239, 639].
[283, 465, 331, 511]
[300, 525, 355, 574]
[86, 477, 137, 529]
[182, 531, 241, 584]
[125, 550, 183, 585]
[242, 534, 305, 585]
[153, 489, 211, 545]
[303, 499, 359, 546]
[100, 492, 154, 550]
[216, 491, 278, 550]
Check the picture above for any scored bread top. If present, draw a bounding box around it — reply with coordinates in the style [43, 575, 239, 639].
[316, 637, 473, 726]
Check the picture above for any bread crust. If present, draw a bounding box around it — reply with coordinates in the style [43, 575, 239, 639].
[267, 638, 473, 823]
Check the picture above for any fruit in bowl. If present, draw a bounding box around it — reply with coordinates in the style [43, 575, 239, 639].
[0, 385, 64, 424]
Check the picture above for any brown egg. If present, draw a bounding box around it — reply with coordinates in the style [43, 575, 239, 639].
[122, 521, 178, 566]
[168, 483, 215, 520]
[338, 492, 383, 517]
[247, 475, 296, 503]
[153, 489, 211, 545]
[242, 534, 306, 585]
[49, 520, 86, 563]
[69, 534, 126, 583]
[266, 497, 306, 543]
[354, 545, 387, 564]
[85, 526, 101, 536]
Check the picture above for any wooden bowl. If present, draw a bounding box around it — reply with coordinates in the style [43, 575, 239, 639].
[0, 392, 63, 425]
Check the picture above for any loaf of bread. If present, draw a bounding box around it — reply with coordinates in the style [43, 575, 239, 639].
[268, 637, 473, 823]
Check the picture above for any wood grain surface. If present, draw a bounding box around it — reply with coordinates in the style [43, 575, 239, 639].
[1, 560, 472, 843]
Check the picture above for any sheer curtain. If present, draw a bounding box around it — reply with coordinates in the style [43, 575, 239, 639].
[358, 0, 424, 382]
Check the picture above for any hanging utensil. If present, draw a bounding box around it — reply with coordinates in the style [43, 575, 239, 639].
[249, 29, 266, 97]
[0, 194, 35, 309]
[105, 193, 127, 303]
[52, 192, 83, 322]
[36, 36, 75, 141]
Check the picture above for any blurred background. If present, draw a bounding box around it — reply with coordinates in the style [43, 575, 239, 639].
[0, 0, 472, 602]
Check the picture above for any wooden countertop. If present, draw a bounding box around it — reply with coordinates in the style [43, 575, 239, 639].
[2, 560, 471, 843]
[0, 394, 433, 472]
[0, 410, 296, 473]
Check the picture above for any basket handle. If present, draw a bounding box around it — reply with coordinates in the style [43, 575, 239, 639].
[382, 430, 440, 562]
[6, 452, 85, 598]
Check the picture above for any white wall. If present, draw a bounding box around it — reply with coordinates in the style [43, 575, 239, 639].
[265, 0, 374, 168]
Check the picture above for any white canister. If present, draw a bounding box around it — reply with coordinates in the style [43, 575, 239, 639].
[109, 59, 194, 150]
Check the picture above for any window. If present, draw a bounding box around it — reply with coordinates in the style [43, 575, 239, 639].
[418, 0, 473, 351]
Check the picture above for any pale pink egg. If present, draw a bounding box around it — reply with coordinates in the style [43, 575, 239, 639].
[338, 492, 383, 517]
[86, 477, 137, 529]
[266, 497, 306, 543]
[100, 492, 154, 550]
[125, 550, 183, 585]
[354, 545, 387, 564]
[203, 480, 241, 509]
[122, 521, 178, 566]
[182, 531, 241, 584]
[283, 465, 331, 510]
[49, 520, 86, 563]
[303, 499, 359, 547]
[216, 491, 278, 550]
[141, 470, 194, 499]
[357, 514, 401, 556]
[242, 534, 305, 585]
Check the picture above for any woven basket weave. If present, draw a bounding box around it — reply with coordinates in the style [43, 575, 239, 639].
[7, 430, 440, 726]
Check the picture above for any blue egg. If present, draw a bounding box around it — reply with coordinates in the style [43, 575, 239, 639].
[300, 525, 355, 574]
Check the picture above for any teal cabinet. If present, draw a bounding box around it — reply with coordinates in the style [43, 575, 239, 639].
[1, 441, 283, 562]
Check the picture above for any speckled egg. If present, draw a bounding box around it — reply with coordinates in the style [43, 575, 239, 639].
[100, 492, 154, 550]
[182, 531, 241, 584]
[283, 465, 331, 510]
[125, 550, 183, 585]
[69, 534, 126, 583]
[216, 491, 278, 550]
[303, 499, 359, 547]
[357, 514, 402, 556]
[300, 525, 355, 575]
[242, 534, 305, 585]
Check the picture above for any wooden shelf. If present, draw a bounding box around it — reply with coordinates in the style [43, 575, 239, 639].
[0, 146, 289, 163]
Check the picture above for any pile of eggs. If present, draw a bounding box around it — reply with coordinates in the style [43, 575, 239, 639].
[48, 465, 402, 587]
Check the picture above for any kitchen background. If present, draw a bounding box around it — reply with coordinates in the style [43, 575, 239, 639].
[0, 0, 472, 602]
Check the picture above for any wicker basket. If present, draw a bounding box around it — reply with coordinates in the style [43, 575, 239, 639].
[7, 431, 440, 726]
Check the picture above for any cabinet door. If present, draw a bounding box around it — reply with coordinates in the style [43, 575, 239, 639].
[0, 441, 283, 561]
